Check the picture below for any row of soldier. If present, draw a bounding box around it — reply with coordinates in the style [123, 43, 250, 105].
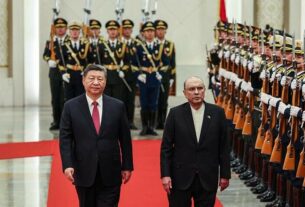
[43, 18, 176, 136]
[207, 21, 305, 206]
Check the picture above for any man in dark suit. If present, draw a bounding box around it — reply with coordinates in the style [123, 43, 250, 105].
[60, 64, 133, 207]
[160, 76, 231, 207]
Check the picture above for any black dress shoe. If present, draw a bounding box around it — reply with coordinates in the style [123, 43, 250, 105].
[146, 128, 158, 136]
[49, 123, 59, 130]
[260, 191, 276, 202]
[129, 123, 138, 130]
[265, 196, 285, 207]
[252, 184, 267, 194]
[245, 177, 260, 187]
[139, 127, 148, 136]
[257, 190, 270, 199]
[231, 159, 241, 168]
[240, 170, 254, 180]
[232, 163, 245, 172]
[233, 164, 247, 174]
[235, 165, 248, 174]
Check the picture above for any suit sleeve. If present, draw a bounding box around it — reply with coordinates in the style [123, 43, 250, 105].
[218, 108, 231, 179]
[59, 102, 74, 171]
[160, 109, 175, 178]
[119, 103, 134, 171]
[43, 41, 51, 62]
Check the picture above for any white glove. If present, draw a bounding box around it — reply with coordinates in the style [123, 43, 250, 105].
[211, 76, 216, 85]
[248, 61, 253, 72]
[280, 76, 287, 86]
[243, 58, 248, 68]
[156, 72, 162, 81]
[275, 72, 282, 81]
[235, 78, 242, 89]
[118, 70, 125, 79]
[62, 73, 70, 83]
[278, 102, 290, 115]
[290, 79, 300, 90]
[218, 50, 223, 59]
[137, 73, 146, 83]
[290, 106, 302, 117]
[219, 68, 225, 78]
[229, 73, 237, 82]
[241, 81, 248, 92]
[247, 82, 254, 92]
[269, 97, 281, 107]
[224, 50, 230, 59]
[230, 53, 235, 62]
[259, 70, 266, 80]
[261, 92, 271, 104]
[235, 55, 240, 65]
[169, 79, 174, 87]
[48, 60, 57, 68]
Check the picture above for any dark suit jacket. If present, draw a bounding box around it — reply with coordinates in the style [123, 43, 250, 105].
[60, 94, 133, 187]
[160, 102, 230, 192]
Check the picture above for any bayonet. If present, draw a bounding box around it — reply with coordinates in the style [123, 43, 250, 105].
[283, 29, 287, 67]
[151, 0, 158, 21]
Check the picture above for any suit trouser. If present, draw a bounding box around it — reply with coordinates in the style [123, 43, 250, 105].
[76, 166, 121, 207]
[168, 174, 216, 207]
[157, 80, 170, 126]
[64, 70, 85, 101]
[121, 81, 137, 124]
[104, 83, 123, 101]
[49, 68, 64, 125]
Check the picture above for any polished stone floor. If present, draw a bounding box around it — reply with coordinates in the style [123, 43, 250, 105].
[0, 66, 264, 206]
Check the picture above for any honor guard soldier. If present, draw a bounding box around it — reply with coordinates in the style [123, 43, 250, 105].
[43, 17, 68, 130]
[59, 21, 90, 101]
[100, 20, 126, 100]
[132, 21, 164, 136]
[121, 19, 138, 129]
[87, 19, 104, 65]
[154, 19, 176, 129]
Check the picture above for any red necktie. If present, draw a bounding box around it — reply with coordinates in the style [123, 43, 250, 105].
[92, 101, 100, 134]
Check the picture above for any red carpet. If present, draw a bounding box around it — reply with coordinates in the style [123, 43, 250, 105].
[0, 140, 223, 207]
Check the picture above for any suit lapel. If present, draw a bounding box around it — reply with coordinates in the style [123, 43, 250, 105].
[199, 103, 212, 145]
[79, 94, 97, 135]
[184, 103, 198, 145]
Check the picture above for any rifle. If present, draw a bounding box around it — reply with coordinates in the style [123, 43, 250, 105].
[235, 24, 250, 130]
[283, 33, 299, 171]
[49, 0, 60, 61]
[82, 0, 92, 39]
[225, 21, 237, 120]
[296, 33, 305, 178]
[255, 50, 269, 150]
[261, 30, 280, 155]
[115, 0, 125, 40]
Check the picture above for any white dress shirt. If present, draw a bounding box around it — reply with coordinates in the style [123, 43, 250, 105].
[191, 103, 205, 142]
[108, 39, 118, 48]
[86, 94, 103, 124]
[71, 39, 80, 50]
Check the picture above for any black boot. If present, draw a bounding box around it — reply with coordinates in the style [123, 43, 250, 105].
[147, 111, 158, 136]
[139, 110, 148, 136]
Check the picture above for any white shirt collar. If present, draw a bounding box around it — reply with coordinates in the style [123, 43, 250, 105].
[108, 39, 118, 46]
[157, 38, 165, 44]
[86, 94, 103, 109]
